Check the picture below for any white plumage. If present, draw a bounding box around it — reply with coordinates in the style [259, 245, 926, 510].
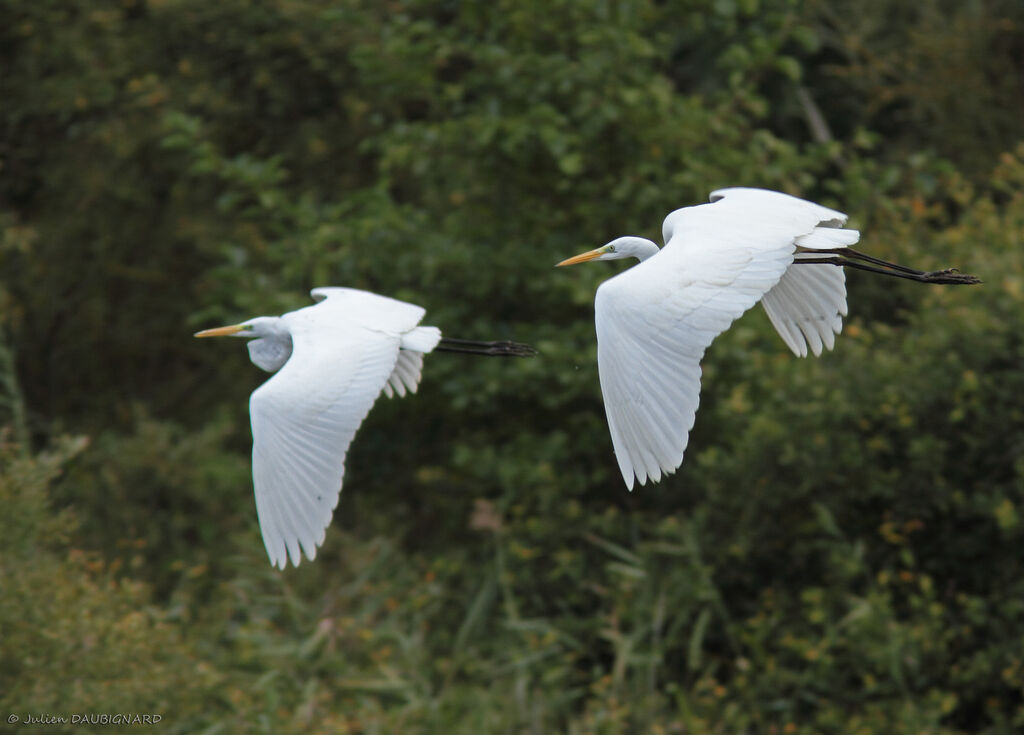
[558, 188, 859, 490]
[196, 287, 441, 568]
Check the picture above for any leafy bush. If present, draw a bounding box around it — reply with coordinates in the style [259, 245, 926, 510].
[1, 0, 1022, 732]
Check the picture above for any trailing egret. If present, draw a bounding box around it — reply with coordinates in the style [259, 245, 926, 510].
[557, 187, 979, 490]
[195, 287, 534, 568]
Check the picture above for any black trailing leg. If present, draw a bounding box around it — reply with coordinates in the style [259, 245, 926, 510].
[434, 337, 537, 357]
[795, 248, 981, 285]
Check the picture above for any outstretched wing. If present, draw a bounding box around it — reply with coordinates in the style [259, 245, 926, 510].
[598, 188, 850, 489]
[251, 289, 428, 568]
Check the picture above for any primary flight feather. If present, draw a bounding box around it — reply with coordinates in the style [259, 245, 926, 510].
[195, 287, 534, 568]
[557, 188, 979, 490]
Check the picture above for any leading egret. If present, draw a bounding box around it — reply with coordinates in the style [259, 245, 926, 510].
[557, 187, 980, 490]
[195, 287, 535, 568]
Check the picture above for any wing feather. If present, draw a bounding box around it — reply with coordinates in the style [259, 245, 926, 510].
[386, 350, 425, 398]
[384, 325, 439, 399]
[761, 255, 851, 358]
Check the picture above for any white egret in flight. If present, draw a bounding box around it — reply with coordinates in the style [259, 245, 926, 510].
[557, 187, 979, 490]
[195, 287, 534, 568]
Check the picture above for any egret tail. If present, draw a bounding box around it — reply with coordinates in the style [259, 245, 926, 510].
[433, 337, 537, 357]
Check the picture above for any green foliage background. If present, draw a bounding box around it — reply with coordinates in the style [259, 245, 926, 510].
[1, 0, 1023, 732]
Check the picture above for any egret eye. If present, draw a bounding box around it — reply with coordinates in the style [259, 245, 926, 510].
[608, 245, 616, 253]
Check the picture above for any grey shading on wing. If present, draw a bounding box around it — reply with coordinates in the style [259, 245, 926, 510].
[382, 325, 442, 398]
[760, 256, 847, 357]
[596, 188, 855, 489]
[760, 210, 859, 357]
[249, 288, 429, 568]
[383, 350, 424, 398]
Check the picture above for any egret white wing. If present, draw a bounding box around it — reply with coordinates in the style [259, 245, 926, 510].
[751, 193, 858, 357]
[310, 287, 427, 330]
[596, 250, 792, 490]
[383, 350, 424, 398]
[760, 258, 847, 357]
[598, 188, 850, 489]
[249, 321, 401, 569]
[306, 289, 441, 400]
[382, 326, 442, 398]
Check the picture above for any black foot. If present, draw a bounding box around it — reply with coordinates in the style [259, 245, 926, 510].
[920, 268, 982, 285]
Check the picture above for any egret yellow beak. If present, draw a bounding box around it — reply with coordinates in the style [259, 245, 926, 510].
[556, 246, 608, 267]
[194, 324, 246, 338]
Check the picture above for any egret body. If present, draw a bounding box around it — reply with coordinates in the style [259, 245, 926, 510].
[557, 187, 979, 490]
[196, 287, 533, 568]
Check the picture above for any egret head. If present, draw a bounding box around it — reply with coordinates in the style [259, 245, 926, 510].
[194, 317, 281, 340]
[195, 317, 292, 372]
[556, 236, 660, 267]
